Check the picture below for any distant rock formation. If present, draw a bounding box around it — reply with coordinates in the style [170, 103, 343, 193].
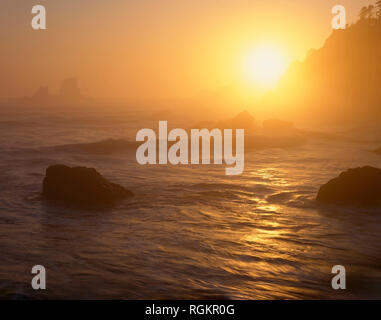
[24, 86, 54, 106]
[20, 78, 90, 108]
[316, 166, 381, 207]
[32, 86, 50, 100]
[216, 110, 258, 132]
[191, 110, 258, 132]
[43, 165, 133, 207]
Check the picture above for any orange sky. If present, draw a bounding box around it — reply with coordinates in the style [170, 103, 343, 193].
[0, 0, 374, 102]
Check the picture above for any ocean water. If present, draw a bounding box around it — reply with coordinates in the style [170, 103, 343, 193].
[0, 110, 381, 299]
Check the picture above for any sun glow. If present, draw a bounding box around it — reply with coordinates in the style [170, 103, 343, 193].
[242, 45, 288, 89]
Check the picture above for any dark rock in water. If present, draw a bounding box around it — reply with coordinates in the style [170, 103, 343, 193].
[43, 165, 133, 207]
[316, 166, 381, 207]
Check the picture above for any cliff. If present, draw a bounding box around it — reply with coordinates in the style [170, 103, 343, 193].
[264, 19, 381, 124]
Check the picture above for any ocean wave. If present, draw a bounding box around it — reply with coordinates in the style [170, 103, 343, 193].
[46, 138, 138, 155]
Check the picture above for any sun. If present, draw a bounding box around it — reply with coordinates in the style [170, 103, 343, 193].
[242, 45, 288, 89]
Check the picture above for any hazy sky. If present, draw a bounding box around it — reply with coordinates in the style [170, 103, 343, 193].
[0, 0, 374, 102]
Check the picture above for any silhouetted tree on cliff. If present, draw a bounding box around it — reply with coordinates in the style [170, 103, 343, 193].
[368, 5, 375, 18]
[359, 4, 380, 23]
[376, 0, 381, 19]
[360, 6, 369, 20]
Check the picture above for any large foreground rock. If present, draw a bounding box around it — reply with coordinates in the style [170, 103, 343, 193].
[316, 166, 381, 207]
[43, 165, 133, 207]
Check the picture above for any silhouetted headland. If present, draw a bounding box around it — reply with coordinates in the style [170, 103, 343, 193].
[264, 15, 381, 124]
